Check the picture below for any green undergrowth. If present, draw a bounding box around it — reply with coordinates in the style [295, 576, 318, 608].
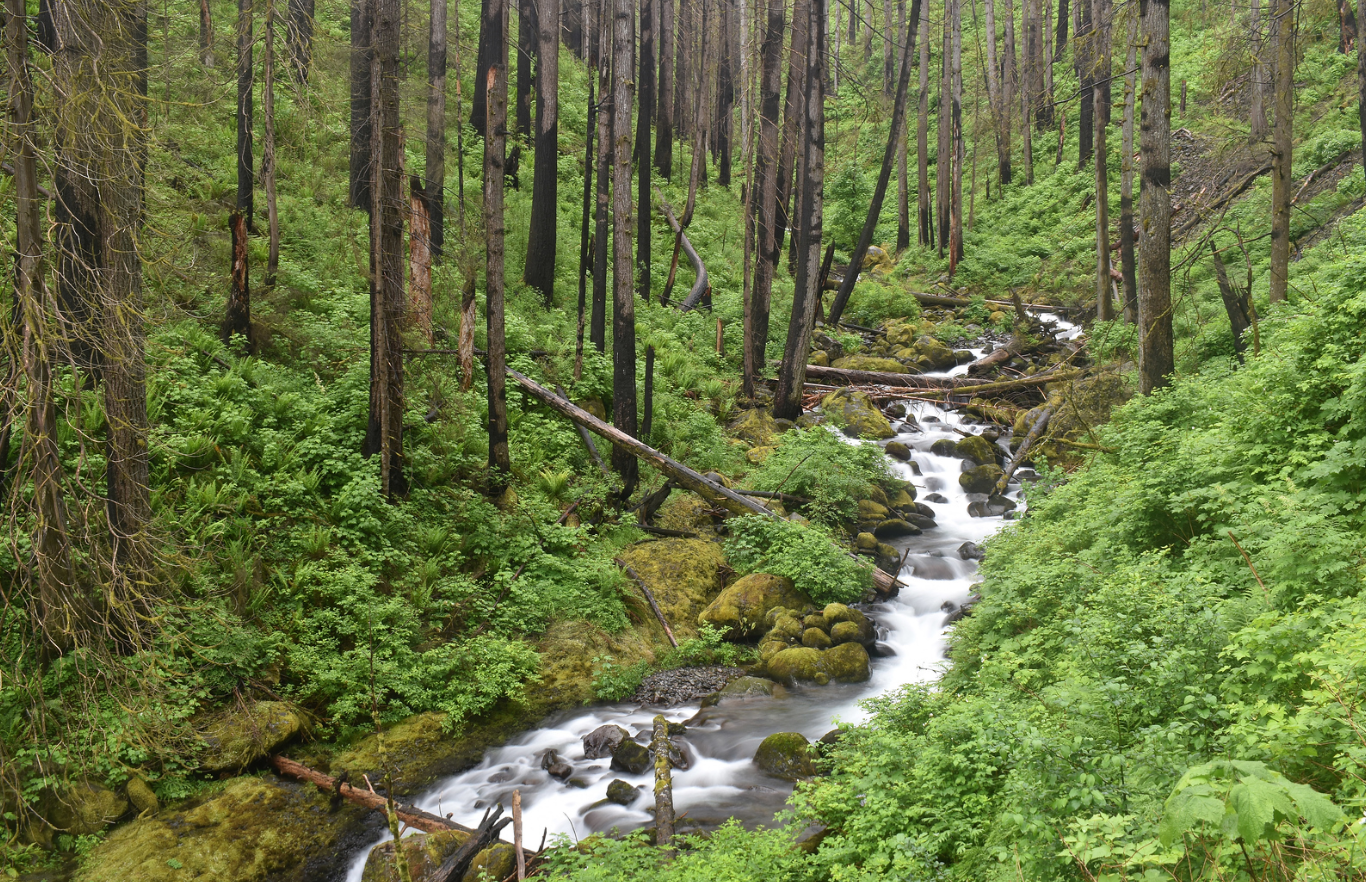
[590, 625, 755, 702]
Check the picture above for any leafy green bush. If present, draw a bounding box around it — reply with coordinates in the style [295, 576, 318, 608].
[724, 516, 871, 605]
[747, 428, 892, 525]
[543, 821, 811, 880]
[658, 624, 753, 669]
[590, 656, 650, 702]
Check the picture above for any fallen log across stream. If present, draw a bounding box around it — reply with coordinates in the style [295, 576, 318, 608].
[798, 364, 1085, 393]
[506, 367, 904, 597]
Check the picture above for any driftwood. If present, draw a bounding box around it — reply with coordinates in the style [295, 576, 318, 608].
[507, 367, 902, 597]
[430, 803, 513, 882]
[657, 191, 710, 311]
[271, 755, 475, 836]
[617, 560, 679, 647]
[995, 406, 1053, 495]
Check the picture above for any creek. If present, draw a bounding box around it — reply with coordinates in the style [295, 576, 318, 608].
[341, 314, 1078, 880]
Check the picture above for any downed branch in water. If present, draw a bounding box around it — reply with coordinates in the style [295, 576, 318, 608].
[616, 560, 679, 647]
[429, 803, 514, 882]
[273, 755, 475, 838]
[507, 367, 903, 597]
[995, 407, 1054, 495]
[921, 368, 1088, 398]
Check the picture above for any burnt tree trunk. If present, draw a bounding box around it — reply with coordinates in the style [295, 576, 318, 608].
[611, 0, 639, 496]
[1268, 0, 1293, 303]
[485, 0, 512, 489]
[656, 0, 674, 177]
[1093, 0, 1110, 319]
[591, 0, 610, 351]
[985, 0, 1012, 188]
[715, 0, 735, 186]
[525, 0, 560, 303]
[577, 78, 596, 373]
[1077, 0, 1093, 165]
[1359, 0, 1365, 167]
[638, 0, 655, 299]
[1210, 242, 1251, 360]
[410, 178, 435, 344]
[236, 0, 254, 228]
[225, 211, 252, 347]
[287, 0, 313, 80]
[949, 0, 963, 270]
[516, 0, 533, 140]
[426, 0, 447, 261]
[1119, 9, 1137, 321]
[1137, 0, 1171, 393]
[264, 0, 279, 287]
[745, 0, 785, 397]
[917, 0, 932, 245]
[774, 0, 808, 258]
[349, 0, 374, 208]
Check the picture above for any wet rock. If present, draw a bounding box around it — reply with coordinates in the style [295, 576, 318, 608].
[197, 700, 304, 772]
[618, 539, 726, 643]
[954, 434, 999, 465]
[924, 492, 949, 504]
[874, 518, 921, 538]
[889, 486, 917, 508]
[35, 781, 129, 842]
[630, 666, 746, 706]
[765, 647, 831, 685]
[821, 389, 896, 439]
[125, 777, 159, 816]
[883, 402, 908, 419]
[825, 642, 872, 682]
[753, 733, 818, 780]
[953, 349, 975, 364]
[929, 438, 959, 457]
[912, 501, 937, 519]
[945, 595, 981, 624]
[910, 336, 958, 372]
[362, 829, 469, 882]
[795, 413, 826, 429]
[904, 513, 938, 530]
[541, 749, 574, 781]
[610, 739, 651, 775]
[874, 542, 902, 574]
[907, 556, 958, 580]
[857, 499, 890, 525]
[818, 728, 847, 746]
[719, 676, 776, 699]
[802, 613, 829, 632]
[583, 724, 630, 759]
[968, 494, 1017, 518]
[802, 628, 833, 650]
[822, 603, 854, 624]
[826, 605, 875, 645]
[959, 464, 1005, 494]
[757, 639, 789, 668]
[769, 614, 804, 641]
[855, 531, 878, 551]
[698, 573, 812, 640]
[606, 779, 639, 806]
[464, 843, 518, 882]
[884, 440, 912, 460]
[829, 621, 864, 645]
[958, 541, 985, 561]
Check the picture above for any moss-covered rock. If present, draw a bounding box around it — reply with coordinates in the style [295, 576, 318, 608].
[765, 647, 831, 685]
[829, 621, 863, 645]
[728, 408, 783, 447]
[697, 573, 812, 640]
[768, 614, 803, 641]
[885, 440, 911, 460]
[753, 733, 818, 780]
[874, 518, 920, 538]
[911, 336, 958, 371]
[825, 605, 875, 645]
[959, 464, 1006, 494]
[610, 739, 651, 775]
[857, 499, 890, 524]
[855, 531, 878, 551]
[826, 642, 872, 682]
[758, 639, 789, 667]
[889, 487, 916, 508]
[34, 781, 129, 843]
[821, 389, 896, 439]
[654, 495, 720, 535]
[124, 778, 159, 817]
[618, 539, 727, 642]
[955, 434, 999, 465]
[830, 355, 910, 374]
[809, 350, 830, 367]
[802, 614, 829, 632]
[361, 830, 469, 882]
[720, 676, 776, 698]
[198, 701, 305, 772]
[801, 628, 833, 650]
[464, 843, 517, 882]
[930, 438, 959, 457]
[605, 779, 638, 806]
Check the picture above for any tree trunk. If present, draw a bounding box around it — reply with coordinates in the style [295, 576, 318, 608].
[577, 78, 596, 375]
[716, 0, 734, 187]
[516, 0, 533, 140]
[1249, 0, 1268, 139]
[774, 0, 808, 258]
[1093, 0, 1110, 319]
[349, 0, 374, 209]
[683, 0, 713, 225]
[471, 0, 500, 135]
[638, 0, 655, 299]
[410, 179, 435, 344]
[1359, 0, 1365, 168]
[524, 0, 560, 303]
[917, 0, 933, 245]
[1042, 0, 1054, 124]
[1268, 0, 1293, 303]
[773, 0, 826, 423]
[896, 0, 911, 249]
[484, 0, 512, 489]
[287, 0, 313, 80]
[884, 0, 896, 91]
[426, 0, 448, 262]
[1003, 0, 1019, 184]
[985, 0, 1012, 187]
[1119, 8, 1137, 322]
[1020, 0, 1034, 180]
[1054, 0, 1068, 58]
[745, 0, 785, 397]
[591, 0, 610, 351]
[1210, 241, 1251, 360]
[237, 0, 254, 228]
[828, 0, 921, 325]
[226, 212, 252, 345]
[936, 12, 951, 256]
[611, 0, 639, 496]
[656, 0, 675, 177]
[264, 0, 280, 287]
[675, 0, 689, 140]
[200, 0, 215, 66]
[1138, 0, 1172, 393]
[366, 0, 407, 497]
[950, 0, 963, 270]
[1341, 0, 1357, 53]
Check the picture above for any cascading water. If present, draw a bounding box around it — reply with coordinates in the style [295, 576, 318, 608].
[341, 314, 1077, 880]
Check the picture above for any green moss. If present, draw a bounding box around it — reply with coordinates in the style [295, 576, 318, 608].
[753, 733, 818, 780]
[618, 539, 728, 642]
[361, 830, 469, 882]
[697, 573, 813, 640]
[821, 389, 896, 439]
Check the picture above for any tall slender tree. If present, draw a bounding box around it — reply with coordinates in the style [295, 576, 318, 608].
[286, 0, 313, 80]
[591, 0, 611, 349]
[1093, 0, 1111, 319]
[716, 0, 735, 187]
[1119, 8, 1138, 321]
[1020, 0, 1034, 181]
[917, 0, 932, 245]
[656, 0, 675, 177]
[201, 0, 215, 66]
[897, 0, 911, 250]
[525, 0, 560, 303]
[638, 0, 655, 299]
[484, 0, 512, 488]
[1269, 0, 1293, 303]
[745, 0, 786, 397]
[949, 0, 963, 270]
[1138, 0, 1171, 393]
[264, 0, 280, 287]
[936, 10, 951, 256]
[1250, 0, 1269, 141]
[349, 0, 374, 209]
[773, 0, 826, 422]
[984, 0, 1012, 186]
[611, 0, 639, 495]
[1358, 0, 1366, 165]
[426, 0, 448, 262]
[774, 0, 809, 258]
[236, 0, 254, 228]
[516, 0, 533, 141]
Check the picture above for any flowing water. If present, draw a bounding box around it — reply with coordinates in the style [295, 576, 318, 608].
[341, 315, 1077, 880]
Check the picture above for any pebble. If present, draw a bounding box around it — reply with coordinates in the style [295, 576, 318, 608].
[630, 666, 747, 706]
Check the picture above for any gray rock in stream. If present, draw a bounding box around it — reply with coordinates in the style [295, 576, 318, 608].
[958, 541, 985, 561]
[610, 740, 651, 775]
[630, 666, 746, 706]
[606, 779, 640, 806]
[582, 724, 630, 759]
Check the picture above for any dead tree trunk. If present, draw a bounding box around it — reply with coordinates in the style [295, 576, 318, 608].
[936, 13, 951, 256]
[287, 0, 313, 80]
[1138, 0, 1172, 393]
[774, 0, 808, 258]
[577, 78, 596, 375]
[1076, 0, 1093, 165]
[1359, 0, 1366, 167]
[236, 0, 254, 228]
[410, 179, 435, 344]
[611, 0, 639, 496]
[485, 0, 512, 489]
[516, 0, 533, 141]
[827, 0, 921, 326]
[1054, 0, 1068, 57]
[426, 0, 448, 261]
[524, 0, 559, 304]
[225, 212, 252, 347]
[652, 716, 676, 847]
[1093, 0, 1111, 319]
[949, 0, 963, 270]
[773, 0, 825, 423]
[1210, 241, 1251, 361]
[984, 0, 1012, 187]
[745, 0, 785, 397]
[1002, 0, 1018, 184]
[1019, 0, 1034, 182]
[591, 0, 610, 351]
[349, 0, 374, 209]
[1268, 0, 1293, 303]
[638, 0, 655, 300]
[1119, 9, 1137, 322]
[715, 0, 735, 187]
[656, 0, 675, 177]
[200, 0, 215, 66]
[917, 0, 932, 245]
[264, 0, 280, 287]
[896, 0, 910, 249]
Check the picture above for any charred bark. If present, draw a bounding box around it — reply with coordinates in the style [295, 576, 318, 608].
[1137, 0, 1172, 393]
[525, 0, 560, 303]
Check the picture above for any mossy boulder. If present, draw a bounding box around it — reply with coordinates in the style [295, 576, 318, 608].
[464, 843, 518, 882]
[697, 573, 812, 640]
[765, 647, 831, 685]
[855, 532, 878, 551]
[610, 739, 651, 775]
[197, 701, 305, 772]
[955, 434, 999, 465]
[32, 781, 129, 843]
[605, 779, 638, 806]
[959, 464, 1006, 494]
[753, 733, 818, 780]
[825, 605, 875, 645]
[768, 614, 803, 641]
[758, 639, 789, 666]
[362, 829, 469, 882]
[728, 408, 783, 447]
[78, 776, 370, 882]
[124, 778, 159, 816]
[829, 621, 864, 645]
[830, 355, 910, 374]
[720, 676, 776, 698]
[857, 499, 890, 526]
[911, 336, 958, 371]
[885, 441, 911, 460]
[821, 389, 896, 439]
[809, 349, 830, 367]
[654, 495, 720, 535]
[825, 642, 872, 682]
[802, 628, 833, 650]
[874, 518, 920, 538]
[619, 539, 726, 642]
[582, 724, 630, 759]
[930, 438, 959, 457]
[889, 487, 916, 508]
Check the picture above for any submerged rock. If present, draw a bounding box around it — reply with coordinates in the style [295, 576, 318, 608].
[697, 573, 812, 640]
[605, 779, 639, 806]
[958, 541, 985, 561]
[765, 647, 831, 685]
[753, 733, 818, 780]
[541, 749, 573, 781]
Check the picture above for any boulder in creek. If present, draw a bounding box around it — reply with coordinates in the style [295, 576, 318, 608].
[889, 485, 917, 506]
[802, 628, 833, 650]
[582, 724, 630, 759]
[829, 621, 865, 646]
[753, 733, 818, 780]
[911, 336, 958, 372]
[610, 739, 651, 775]
[825, 604, 875, 645]
[821, 389, 896, 439]
[758, 639, 789, 667]
[904, 513, 938, 531]
[830, 354, 910, 374]
[802, 613, 830, 632]
[541, 749, 574, 781]
[924, 492, 949, 504]
[464, 843, 518, 882]
[954, 434, 999, 466]
[855, 531, 878, 551]
[197, 700, 305, 772]
[125, 777, 159, 817]
[29, 781, 129, 844]
[697, 573, 813, 640]
[825, 642, 872, 682]
[765, 647, 832, 685]
[884, 440, 912, 461]
[605, 779, 639, 806]
[930, 438, 959, 457]
[874, 542, 902, 575]
[362, 829, 469, 882]
[958, 541, 985, 561]
[720, 676, 776, 698]
[768, 614, 804, 642]
[857, 499, 890, 526]
[969, 494, 1018, 518]
[959, 464, 1006, 495]
[874, 518, 921, 539]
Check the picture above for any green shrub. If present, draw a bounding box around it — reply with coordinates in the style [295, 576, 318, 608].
[747, 428, 893, 526]
[724, 516, 872, 605]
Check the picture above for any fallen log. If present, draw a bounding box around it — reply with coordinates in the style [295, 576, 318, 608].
[431, 804, 513, 882]
[734, 488, 811, 506]
[507, 367, 902, 597]
[271, 755, 473, 837]
[657, 191, 710, 311]
[920, 368, 1087, 398]
[556, 385, 610, 476]
[617, 560, 679, 647]
[801, 364, 990, 388]
[995, 406, 1053, 495]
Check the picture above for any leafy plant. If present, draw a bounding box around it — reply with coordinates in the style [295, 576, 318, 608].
[589, 656, 650, 702]
[747, 428, 892, 526]
[724, 516, 871, 605]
